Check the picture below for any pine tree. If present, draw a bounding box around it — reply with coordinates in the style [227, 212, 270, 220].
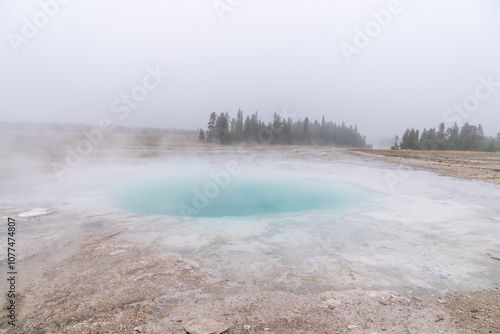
[420, 129, 429, 150]
[235, 109, 244, 141]
[207, 112, 217, 142]
[391, 135, 400, 150]
[303, 117, 311, 145]
[320, 116, 327, 144]
[243, 115, 251, 141]
[250, 112, 259, 141]
[487, 140, 496, 152]
[436, 123, 446, 150]
[447, 123, 459, 150]
[272, 112, 282, 144]
[401, 129, 410, 149]
[215, 113, 229, 144]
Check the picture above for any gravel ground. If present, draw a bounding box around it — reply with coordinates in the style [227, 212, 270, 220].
[8, 233, 497, 334]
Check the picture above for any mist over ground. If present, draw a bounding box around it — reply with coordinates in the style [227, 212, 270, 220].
[1, 2, 500, 333]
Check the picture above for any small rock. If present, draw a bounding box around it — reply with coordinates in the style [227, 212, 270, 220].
[399, 331, 412, 334]
[379, 299, 390, 305]
[243, 324, 251, 330]
[322, 298, 342, 309]
[183, 319, 229, 334]
[133, 326, 142, 332]
[264, 328, 271, 331]
[437, 299, 446, 304]
[346, 325, 358, 330]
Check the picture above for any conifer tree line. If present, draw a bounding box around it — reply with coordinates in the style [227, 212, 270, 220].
[199, 110, 372, 148]
[392, 122, 500, 152]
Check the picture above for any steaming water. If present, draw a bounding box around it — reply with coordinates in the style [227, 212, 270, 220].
[113, 176, 370, 217]
[2, 151, 500, 295]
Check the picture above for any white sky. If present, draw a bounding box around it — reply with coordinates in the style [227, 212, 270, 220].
[1, 0, 499, 146]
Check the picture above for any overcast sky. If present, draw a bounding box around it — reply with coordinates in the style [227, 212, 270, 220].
[1, 0, 499, 146]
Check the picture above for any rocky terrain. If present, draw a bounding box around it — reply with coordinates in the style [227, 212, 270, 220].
[7, 230, 500, 334]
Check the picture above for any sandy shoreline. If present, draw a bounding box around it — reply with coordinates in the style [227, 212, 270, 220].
[1, 135, 499, 333]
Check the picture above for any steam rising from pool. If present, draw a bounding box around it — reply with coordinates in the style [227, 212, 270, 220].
[113, 176, 369, 218]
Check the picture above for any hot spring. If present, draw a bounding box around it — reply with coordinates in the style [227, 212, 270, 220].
[4, 153, 500, 295]
[112, 174, 370, 218]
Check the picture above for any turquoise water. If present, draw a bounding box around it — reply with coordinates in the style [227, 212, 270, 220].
[112, 176, 369, 218]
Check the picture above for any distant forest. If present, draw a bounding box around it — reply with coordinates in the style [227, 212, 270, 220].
[392, 122, 500, 152]
[0, 122, 197, 136]
[200, 110, 372, 148]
